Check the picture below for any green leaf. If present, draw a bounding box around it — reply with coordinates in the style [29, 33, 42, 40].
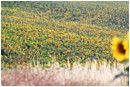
[125, 66, 129, 72]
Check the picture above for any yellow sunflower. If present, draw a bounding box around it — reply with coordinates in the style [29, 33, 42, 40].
[111, 37, 128, 62]
[123, 39, 129, 60]
[123, 33, 129, 59]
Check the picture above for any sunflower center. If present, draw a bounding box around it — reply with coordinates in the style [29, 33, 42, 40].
[118, 43, 126, 54]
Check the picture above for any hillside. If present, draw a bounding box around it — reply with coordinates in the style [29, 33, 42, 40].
[1, 1, 129, 69]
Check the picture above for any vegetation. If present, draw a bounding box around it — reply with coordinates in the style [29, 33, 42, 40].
[111, 34, 129, 85]
[1, 61, 128, 86]
[1, 1, 129, 69]
[1, 1, 129, 86]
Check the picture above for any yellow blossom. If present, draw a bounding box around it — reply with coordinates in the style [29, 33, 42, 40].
[111, 36, 129, 62]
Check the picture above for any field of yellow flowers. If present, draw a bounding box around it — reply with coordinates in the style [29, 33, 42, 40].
[1, 1, 128, 69]
[1, 1, 129, 86]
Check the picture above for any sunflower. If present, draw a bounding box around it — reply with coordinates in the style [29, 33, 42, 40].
[111, 36, 129, 62]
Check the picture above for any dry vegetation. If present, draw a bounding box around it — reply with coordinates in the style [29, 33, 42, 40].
[1, 61, 128, 86]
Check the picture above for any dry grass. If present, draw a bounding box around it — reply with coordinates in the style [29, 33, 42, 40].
[1, 61, 128, 86]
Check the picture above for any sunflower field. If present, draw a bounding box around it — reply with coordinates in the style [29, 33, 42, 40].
[1, 1, 129, 69]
